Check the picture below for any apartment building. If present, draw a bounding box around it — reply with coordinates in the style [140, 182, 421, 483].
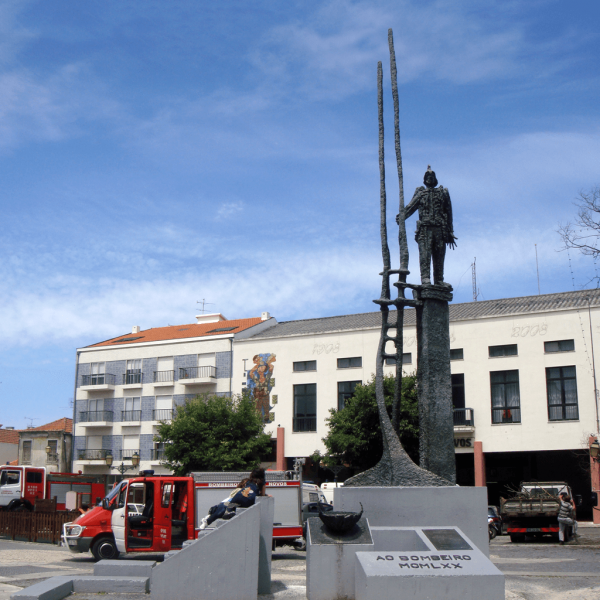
[72, 313, 276, 482]
[233, 289, 600, 510]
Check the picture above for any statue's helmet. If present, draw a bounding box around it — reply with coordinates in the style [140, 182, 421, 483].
[423, 165, 438, 187]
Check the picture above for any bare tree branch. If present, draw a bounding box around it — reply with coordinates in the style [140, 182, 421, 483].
[558, 186, 600, 258]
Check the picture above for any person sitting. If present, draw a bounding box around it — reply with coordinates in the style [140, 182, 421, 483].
[199, 468, 269, 530]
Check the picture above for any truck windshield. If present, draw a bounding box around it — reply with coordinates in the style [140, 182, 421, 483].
[0, 470, 20, 486]
[105, 481, 127, 504]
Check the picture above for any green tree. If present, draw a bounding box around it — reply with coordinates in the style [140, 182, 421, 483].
[314, 373, 419, 475]
[155, 393, 271, 475]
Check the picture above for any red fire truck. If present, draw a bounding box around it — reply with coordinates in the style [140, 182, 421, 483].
[63, 471, 305, 560]
[0, 465, 107, 512]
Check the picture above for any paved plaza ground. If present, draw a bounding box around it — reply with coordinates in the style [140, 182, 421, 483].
[1, 525, 600, 599]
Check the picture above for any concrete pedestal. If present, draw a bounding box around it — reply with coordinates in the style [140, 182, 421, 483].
[335, 485, 488, 556]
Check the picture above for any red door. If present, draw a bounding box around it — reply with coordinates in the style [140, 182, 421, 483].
[155, 481, 174, 551]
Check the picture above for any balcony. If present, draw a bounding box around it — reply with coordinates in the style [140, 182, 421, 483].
[80, 373, 116, 391]
[76, 449, 111, 462]
[293, 417, 317, 433]
[121, 410, 142, 424]
[78, 411, 114, 427]
[453, 408, 475, 431]
[123, 372, 143, 388]
[153, 370, 175, 387]
[152, 409, 174, 422]
[178, 366, 216, 386]
[151, 448, 166, 462]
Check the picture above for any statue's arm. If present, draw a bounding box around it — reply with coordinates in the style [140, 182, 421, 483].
[443, 187, 457, 248]
[404, 188, 423, 220]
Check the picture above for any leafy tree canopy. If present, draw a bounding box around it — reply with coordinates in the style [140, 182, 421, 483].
[155, 393, 271, 476]
[313, 373, 419, 476]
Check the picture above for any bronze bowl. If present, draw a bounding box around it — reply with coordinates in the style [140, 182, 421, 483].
[318, 502, 364, 534]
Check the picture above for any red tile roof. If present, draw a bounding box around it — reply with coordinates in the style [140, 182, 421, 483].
[31, 418, 73, 434]
[88, 317, 264, 347]
[0, 429, 20, 445]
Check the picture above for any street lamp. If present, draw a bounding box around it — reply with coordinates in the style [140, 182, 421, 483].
[105, 452, 140, 476]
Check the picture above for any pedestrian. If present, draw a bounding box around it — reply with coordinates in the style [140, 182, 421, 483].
[199, 467, 270, 530]
[557, 492, 575, 544]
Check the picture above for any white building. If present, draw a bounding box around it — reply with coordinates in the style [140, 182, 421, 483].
[72, 290, 600, 514]
[72, 313, 276, 484]
[233, 289, 600, 512]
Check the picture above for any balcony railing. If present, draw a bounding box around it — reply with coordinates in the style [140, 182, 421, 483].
[119, 449, 141, 460]
[152, 448, 166, 461]
[154, 370, 175, 383]
[453, 408, 475, 427]
[123, 372, 143, 385]
[122, 410, 142, 422]
[77, 449, 110, 461]
[153, 409, 174, 421]
[179, 366, 216, 380]
[81, 373, 116, 386]
[293, 417, 317, 432]
[79, 410, 114, 423]
[46, 453, 59, 464]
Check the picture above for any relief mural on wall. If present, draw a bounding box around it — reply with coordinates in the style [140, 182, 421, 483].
[247, 353, 276, 423]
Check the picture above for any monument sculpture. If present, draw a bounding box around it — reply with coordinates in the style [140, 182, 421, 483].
[306, 28, 503, 600]
[344, 29, 456, 488]
[404, 166, 457, 287]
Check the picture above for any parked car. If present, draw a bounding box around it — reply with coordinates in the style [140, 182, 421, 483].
[127, 503, 144, 517]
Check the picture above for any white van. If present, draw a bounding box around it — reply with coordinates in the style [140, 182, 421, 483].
[320, 482, 343, 506]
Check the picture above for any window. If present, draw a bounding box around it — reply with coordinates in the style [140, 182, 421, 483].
[154, 395, 173, 420]
[161, 483, 173, 507]
[155, 357, 174, 382]
[47, 440, 58, 463]
[451, 374, 465, 409]
[88, 398, 104, 420]
[0, 470, 20, 485]
[293, 384, 317, 432]
[450, 349, 464, 361]
[338, 381, 361, 410]
[125, 359, 142, 384]
[122, 434, 140, 459]
[385, 353, 412, 365]
[22, 441, 32, 464]
[26, 471, 42, 484]
[293, 360, 317, 372]
[489, 344, 518, 358]
[337, 357, 362, 369]
[490, 370, 521, 424]
[198, 353, 216, 367]
[546, 366, 579, 421]
[544, 340, 575, 353]
[123, 397, 141, 421]
[91, 362, 105, 385]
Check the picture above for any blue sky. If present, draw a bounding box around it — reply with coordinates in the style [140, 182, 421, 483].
[1, 0, 600, 429]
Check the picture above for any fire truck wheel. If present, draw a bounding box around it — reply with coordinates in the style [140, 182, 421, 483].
[91, 537, 120, 561]
[509, 533, 525, 543]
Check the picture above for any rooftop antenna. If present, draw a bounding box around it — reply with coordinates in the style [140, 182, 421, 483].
[24, 417, 40, 428]
[535, 244, 541, 295]
[472, 258, 478, 301]
[196, 299, 214, 314]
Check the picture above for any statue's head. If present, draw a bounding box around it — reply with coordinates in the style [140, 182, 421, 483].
[423, 165, 438, 188]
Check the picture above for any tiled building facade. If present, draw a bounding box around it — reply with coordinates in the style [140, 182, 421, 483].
[72, 313, 276, 482]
